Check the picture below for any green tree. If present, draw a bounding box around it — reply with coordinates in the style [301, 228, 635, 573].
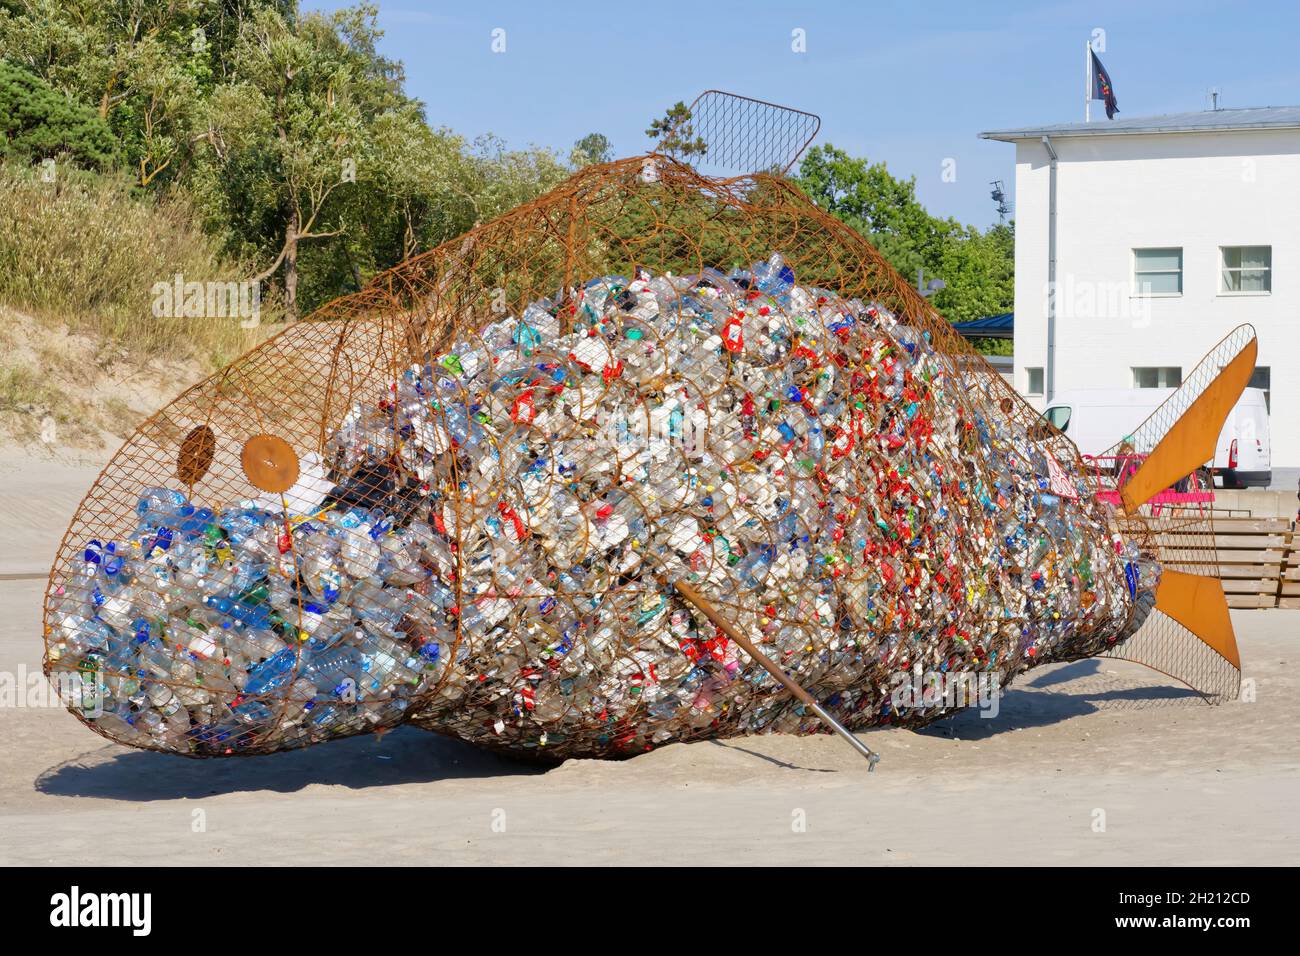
[647, 101, 706, 156]
[353, 103, 467, 266]
[797, 144, 957, 282]
[796, 144, 1014, 336]
[0, 0, 281, 189]
[0, 60, 117, 167]
[933, 220, 1014, 324]
[0, 0, 294, 113]
[456, 135, 568, 224]
[190, 4, 568, 316]
[196, 3, 384, 318]
[570, 131, 611, 168]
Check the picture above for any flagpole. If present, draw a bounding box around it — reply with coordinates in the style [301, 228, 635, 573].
[1084, 40, 1091, 122]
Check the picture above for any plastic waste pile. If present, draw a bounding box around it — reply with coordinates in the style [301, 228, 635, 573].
[45, 253, 1158, 758]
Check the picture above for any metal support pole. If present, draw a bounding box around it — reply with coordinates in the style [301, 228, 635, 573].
[660, 573, 880, 770]
[1042, 134, 1059, 404]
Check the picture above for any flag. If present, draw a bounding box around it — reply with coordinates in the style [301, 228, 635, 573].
[1090, 48, 1119, 120]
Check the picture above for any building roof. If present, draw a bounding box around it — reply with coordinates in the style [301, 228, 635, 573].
[980, 106, 1300, 142]
[951, 312, 1013, 339]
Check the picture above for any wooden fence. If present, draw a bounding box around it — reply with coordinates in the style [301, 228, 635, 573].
[1208, 517, 1297, 609]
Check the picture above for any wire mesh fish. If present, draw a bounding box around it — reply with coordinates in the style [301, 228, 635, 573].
[41, 153, 1248, 763]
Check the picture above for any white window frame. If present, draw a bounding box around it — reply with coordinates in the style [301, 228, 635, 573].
[1025, 366, 1044, 396]
[1132, 366, 1182, 389]
[1219, 245, 1272, 296]
[1132, 247, 1183, 297]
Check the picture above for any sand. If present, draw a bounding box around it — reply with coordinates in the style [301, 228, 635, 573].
[1, 446, 1297, 866]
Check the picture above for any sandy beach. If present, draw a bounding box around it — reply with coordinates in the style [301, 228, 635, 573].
[2, 447, 1297, 866]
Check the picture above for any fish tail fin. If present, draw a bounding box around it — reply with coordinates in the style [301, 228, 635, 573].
[1094, 325, 1254, 701]
[1103, 568, 1240, 701]
[1114, 502, 1243, 702]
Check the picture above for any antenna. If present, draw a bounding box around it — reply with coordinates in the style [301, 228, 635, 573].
[659, 90, 821, 177]
[1208, 87, 1222, 111]
[990, 180, 1011, 223]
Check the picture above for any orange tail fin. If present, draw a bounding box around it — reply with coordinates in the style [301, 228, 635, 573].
[1099, 326, 1256, 701]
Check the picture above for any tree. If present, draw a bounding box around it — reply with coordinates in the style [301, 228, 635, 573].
[197, 3, 380, 319]
[796, 144, 1013, 336]
[456, 135, 568, 224]
[0, 0, 277, 189]
[0, 60, 118, 167]
[797, 144, 956, 281]
[112, 31, 205, 186]
[0, 1, 651, 321]
[646, 102, 706, 156]
[570, 131, 611, 168]
[189, 4, 570, 317]
[933, 221, 1014, 324]
[360, 104, 468, 265]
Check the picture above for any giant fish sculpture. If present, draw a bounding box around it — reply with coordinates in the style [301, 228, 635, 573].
[42, 155, 1249, 764]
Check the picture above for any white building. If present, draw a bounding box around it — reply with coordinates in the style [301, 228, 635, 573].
[981, 106, 1299, 467]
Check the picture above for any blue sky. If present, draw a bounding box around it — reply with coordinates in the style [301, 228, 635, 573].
[304, 0, 1300, 229]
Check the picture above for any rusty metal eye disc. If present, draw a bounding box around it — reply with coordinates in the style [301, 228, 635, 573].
[177, 425, 216, 485]
[241, 433, 299, 493]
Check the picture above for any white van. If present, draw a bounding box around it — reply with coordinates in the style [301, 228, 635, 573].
[1042, 388, 1271, 489]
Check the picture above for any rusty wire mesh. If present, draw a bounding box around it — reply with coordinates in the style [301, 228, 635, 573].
[42, 155, 1226, 761]
[662, 90, 820, 177]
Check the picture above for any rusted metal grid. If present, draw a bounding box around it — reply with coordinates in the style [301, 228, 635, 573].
[665, 90, 821, 177]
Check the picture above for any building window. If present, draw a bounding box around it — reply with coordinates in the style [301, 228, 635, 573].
[1133, 247, 1182, 295]
[1133, 366, 1182, 388]
[1026, 366, 1044, 395]
[1249, 366, 1271, 411]
[1221, 246, 1271, 293]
